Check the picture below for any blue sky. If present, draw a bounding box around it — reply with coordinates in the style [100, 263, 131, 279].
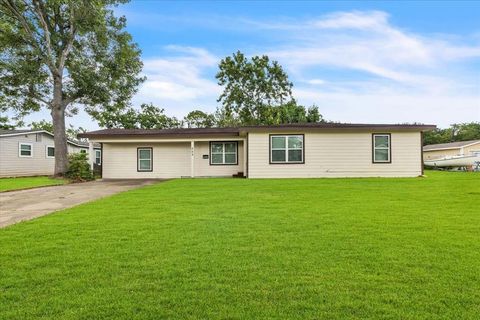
[26, 1, 480, 129]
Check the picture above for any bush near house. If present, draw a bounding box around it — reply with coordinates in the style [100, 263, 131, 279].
[65, 153, 94, 182]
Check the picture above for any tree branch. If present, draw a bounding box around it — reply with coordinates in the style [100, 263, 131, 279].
[3, 0, 57, 73]
[32, 0, 57, 75]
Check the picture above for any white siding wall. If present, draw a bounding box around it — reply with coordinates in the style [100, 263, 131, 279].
[102, 142, 191, 179]
[0, 133, 55, 177]
[248, 132, 422, 178]
[194, 141, 244, 177]
[0, 133, 89, 177]
[102, 140, 245, 179]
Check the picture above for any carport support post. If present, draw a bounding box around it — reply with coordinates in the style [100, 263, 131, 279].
[88, 141, 94, 170]
[190, 141, 195, 178]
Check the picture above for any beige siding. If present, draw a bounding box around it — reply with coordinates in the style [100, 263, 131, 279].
[0, 133, 89, 177]
[194, 141, 244, 177]
[463, 143, 480, 156]
[423, 142, 480, 160]
[423, 148, 461, 160]
[101, 140, 245, 179]
[102, 142, 191, 179]
[248, 132, 422, 178]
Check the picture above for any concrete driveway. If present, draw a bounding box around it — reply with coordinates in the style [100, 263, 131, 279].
[0, 180, 158, 228]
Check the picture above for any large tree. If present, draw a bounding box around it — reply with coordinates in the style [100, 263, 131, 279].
[216, 51, 294, 125]
[216, 51, 322, 126]
[0, 0, 144, 175]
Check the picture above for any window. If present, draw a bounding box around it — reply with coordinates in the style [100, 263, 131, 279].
[270, 135, 304, 164]
[95, 149, 101, 165]
[210, 142, 238, 165]
[46, 146, 55, 158]
[373, 134, 391, 163]
[19, 143, 33, 157]
[80, 149, 87, 154]
[137, 148, 152, 171]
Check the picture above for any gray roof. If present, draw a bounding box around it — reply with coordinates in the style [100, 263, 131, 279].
[0, 129, 34, 135]
[423, 139, 480, 151]
[0, 129, 89, 147]
[78, 123, 436, 138]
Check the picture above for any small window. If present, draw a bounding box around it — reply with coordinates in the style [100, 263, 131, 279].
[373, 134, 391, 163]
[137, 148, 152, 172]
[80, 149, 87, 154]
[270, 135, 304, 164]
[46, 146, 55, 158]
[210, 142, 238, 165]
[19, 143, 33, 157]
[95, 149, 101, 165]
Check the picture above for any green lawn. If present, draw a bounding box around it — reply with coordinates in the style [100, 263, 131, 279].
[0, 176, 66, 192]
[0, 171, 479, 319]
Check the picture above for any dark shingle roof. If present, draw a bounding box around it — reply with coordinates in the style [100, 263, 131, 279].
[78, 123, 436, 138]
[423, 140, 480, 151]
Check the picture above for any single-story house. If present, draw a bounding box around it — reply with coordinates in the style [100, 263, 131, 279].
[423, 140, 480, 160]
[0, 129, 101, 177]
[78, 123, 435, 179]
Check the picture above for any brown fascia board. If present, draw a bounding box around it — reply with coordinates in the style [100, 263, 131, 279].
[78, 123, 436, 139]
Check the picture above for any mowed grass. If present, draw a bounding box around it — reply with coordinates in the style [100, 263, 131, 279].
[0, 176, 66, 192]
[0, 171, 479, 319]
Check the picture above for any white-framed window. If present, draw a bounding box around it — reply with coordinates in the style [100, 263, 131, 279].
[270, 135, 304, 164]
[19, 143, 33, 157]
[95, 149, 101, 165]
[46, 146, 55, 158]
[210, 142, 238, 165]
[137, 147, 152, 172]
[80, 149, 87, 154]
[373, 134, 391, 163]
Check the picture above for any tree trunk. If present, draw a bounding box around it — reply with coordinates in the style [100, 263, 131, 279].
[51, 76, 68, 176]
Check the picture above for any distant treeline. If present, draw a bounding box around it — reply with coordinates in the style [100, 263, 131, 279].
[423, 122, 480, 145]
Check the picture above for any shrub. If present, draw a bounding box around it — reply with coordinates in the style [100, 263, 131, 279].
[65, 152, 94, 182]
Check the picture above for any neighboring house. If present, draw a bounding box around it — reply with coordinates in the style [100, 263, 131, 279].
[78, 123, 435, 179]
[0, 129, 101, 177]
[423, 140, 480, 160]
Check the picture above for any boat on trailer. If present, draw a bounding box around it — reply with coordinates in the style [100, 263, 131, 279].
[424, 155, 480, 169]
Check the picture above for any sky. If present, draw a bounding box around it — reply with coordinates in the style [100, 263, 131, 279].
[21, 0, 480, 129]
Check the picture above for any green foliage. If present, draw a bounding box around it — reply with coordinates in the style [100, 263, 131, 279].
[65, 152, 94, 182]
[0, 171, 479, 318]
[215, 51, 323, 126]
[30, 120, 87, 141]
[424, 122, 480, 145]
[93, 103, 182, 129]
[1, 0, 144, 173]
[184, 110, 216, 128]
[0, 116, 23, 130]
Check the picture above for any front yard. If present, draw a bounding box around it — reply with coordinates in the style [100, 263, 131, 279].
[0, 171, 479, 319]
[0, 176, 66, 192]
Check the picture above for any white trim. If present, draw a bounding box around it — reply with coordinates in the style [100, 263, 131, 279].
[45, 145, 55, 158]
[373, 134, 390, 163]
[19, 142, 33, 158]
[2, 130, 49, 138]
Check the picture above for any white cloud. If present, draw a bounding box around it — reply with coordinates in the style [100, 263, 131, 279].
[133, 46, 220, 116]
[129, 10, 480, 127]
